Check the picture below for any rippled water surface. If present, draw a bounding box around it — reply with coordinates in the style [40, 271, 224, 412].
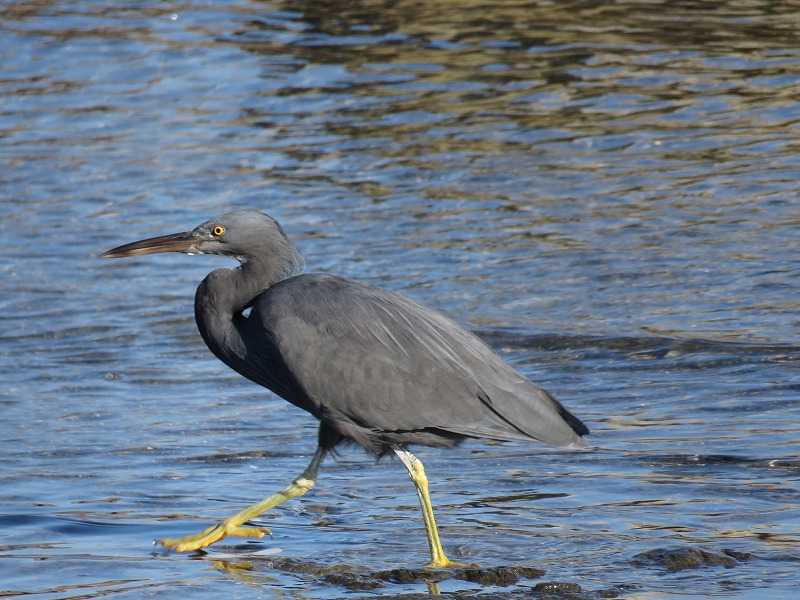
[2, 1, 800, 598]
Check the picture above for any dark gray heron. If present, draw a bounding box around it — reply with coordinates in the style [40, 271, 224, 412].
[101, 209, 588, 567]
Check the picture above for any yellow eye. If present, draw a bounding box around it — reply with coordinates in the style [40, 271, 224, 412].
[212, 225, 225, 237]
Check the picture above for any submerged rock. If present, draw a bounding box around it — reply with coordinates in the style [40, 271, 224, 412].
[322, 571, 383, 590]
[349, 581, 608, 599]
[632, 547, 753, 571]
[534, 581, 583, 594]
[376, 567, 440, 584]
[267, 556, 348, 576]
[259, 556, 548, 590]
[458, 565, 546, 586]
[213, 554, 596, 597]
[373, 564, 545, 587]
[225, 554, 555, 592]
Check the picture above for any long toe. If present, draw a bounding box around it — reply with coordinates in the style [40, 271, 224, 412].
[225, 524, 270, 539]
[425, 558, 477, 569]
[159, 522, 228, 552]
[158, 521, 271, 553]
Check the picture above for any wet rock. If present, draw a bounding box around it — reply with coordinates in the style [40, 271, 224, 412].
[533, 581, 583, 594]
[371, 564, 544, 586]
[633, 547, 752, 571]
[722, 549, 754, 562]
[322, 572, 383, 590]
[457, 565, 545, 586]
[376, 567, 439, 584]
[459, 567, 519, 586]
[267, 556, 360, 577]
[595, 585, 628, 599]
[352, 591, 577, 600]
[509, 565, 547, 579]
[262, 556, 547, 591]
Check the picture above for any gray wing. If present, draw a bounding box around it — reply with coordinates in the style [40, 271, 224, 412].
[253, 274, 587, 448]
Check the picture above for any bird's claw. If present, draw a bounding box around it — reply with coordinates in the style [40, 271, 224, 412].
[158, 520, 270, 553]
[424, 557, 476, 569]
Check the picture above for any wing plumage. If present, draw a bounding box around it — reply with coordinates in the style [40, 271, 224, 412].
[249, 274, 588, 452]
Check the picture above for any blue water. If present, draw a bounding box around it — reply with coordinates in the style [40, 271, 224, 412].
[2, 1, 800, 598]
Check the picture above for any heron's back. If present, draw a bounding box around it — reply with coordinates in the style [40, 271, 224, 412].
[248, 273, 588, 454]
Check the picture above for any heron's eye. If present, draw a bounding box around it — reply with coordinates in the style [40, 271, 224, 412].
[212, 225, 225, 237]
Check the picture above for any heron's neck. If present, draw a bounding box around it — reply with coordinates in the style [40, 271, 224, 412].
[194, 255, 301, 360]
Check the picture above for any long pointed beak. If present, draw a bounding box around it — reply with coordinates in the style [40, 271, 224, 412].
[101, 231, 195, 258]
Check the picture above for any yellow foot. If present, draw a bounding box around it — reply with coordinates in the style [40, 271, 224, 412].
[424, 557, 475, 569]
[158, 520, 270, 553]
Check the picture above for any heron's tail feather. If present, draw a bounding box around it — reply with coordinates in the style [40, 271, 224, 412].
[556, 401, 590, 437]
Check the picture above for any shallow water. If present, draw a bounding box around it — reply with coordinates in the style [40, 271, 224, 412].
[2, 1, 800, 598]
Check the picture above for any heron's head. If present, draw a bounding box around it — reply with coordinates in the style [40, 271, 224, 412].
[102, 209, 302, 270]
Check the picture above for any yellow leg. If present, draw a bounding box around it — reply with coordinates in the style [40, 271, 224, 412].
[394, 447, 460, 568]
[159, 448, 324, 552]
